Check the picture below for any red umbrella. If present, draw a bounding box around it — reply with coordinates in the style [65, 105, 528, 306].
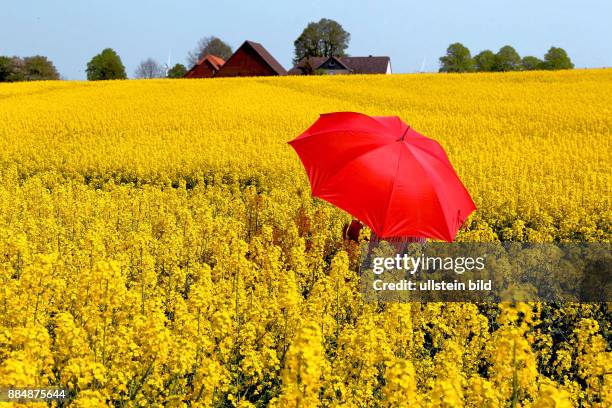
[288, 112, 476, 242]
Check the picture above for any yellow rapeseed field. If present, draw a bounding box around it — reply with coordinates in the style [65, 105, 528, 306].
[0, 69, 610, 407]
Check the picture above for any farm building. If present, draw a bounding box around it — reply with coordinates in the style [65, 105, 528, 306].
[184, 54, 225, 78]
[215, 40, 287, 77]
[289, 56, 391, 75]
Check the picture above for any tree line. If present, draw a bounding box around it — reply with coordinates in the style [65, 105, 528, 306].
[439, 43, 574, 73]
[1, 19, 575, 81]
[0, 55, 60, 81]
[135, 19, 351, 79]
[0, 19, 352, 81]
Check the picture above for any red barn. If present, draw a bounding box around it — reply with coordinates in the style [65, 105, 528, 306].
[184, 55, 225, 78]
[215, 41, 287, 77]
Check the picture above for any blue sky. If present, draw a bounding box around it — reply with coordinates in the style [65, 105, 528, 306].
[2, 0, 610, 79]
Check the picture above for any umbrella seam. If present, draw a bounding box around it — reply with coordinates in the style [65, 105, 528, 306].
[404, 140, 456, 173]
[312, 143, 397, 227]
[404, 143, 456, 241]
[313, 142, 396, 191]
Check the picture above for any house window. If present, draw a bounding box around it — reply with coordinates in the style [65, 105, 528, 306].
[329, 60, 335, 66]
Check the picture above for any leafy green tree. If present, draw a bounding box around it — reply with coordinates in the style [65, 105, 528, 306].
[474, 50, 496, 72]
[0, 56, 14, 82]
[543, 47, 574, 70]
[1, 55, 59, 81]
[439, 43, 475, 73]
[22, 55, 60, 80]
[167, 63, 187, 78]
[293, 18, 350, 63]
[86, 48, 127, 80]
[187, 37, 232, 67]
[521, 56, 543, 71]
[6, 57, 24, 81]
[494, 45, 521, 71]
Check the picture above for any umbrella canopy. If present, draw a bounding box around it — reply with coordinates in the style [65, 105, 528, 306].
[288, 112, 476, 242]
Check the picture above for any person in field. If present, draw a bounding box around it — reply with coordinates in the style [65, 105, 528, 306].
[343, 219, 425, 254]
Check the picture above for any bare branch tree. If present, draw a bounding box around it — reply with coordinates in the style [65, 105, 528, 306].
[135, 58, 165, 79]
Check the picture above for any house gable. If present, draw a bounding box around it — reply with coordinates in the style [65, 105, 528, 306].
[215, 41, 287, 77]
[184, 55, 225, 78]
[318, 56, 351, 72]
[289, 55, 391, 75]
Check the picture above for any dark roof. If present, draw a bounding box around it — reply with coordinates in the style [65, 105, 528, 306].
[244, 40, 287, 76]
[322, 56, 351, 70]
[288, 57, 327, 75]
[341, 56, 390, 74]
[288, 56, 390, 75]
